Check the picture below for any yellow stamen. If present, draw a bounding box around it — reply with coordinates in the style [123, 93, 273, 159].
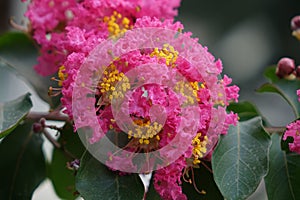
[191, 133, 208, 165]
[57, 65, 68, 86]
[150, 44, 179, 67]
[104, 11, 133, 39]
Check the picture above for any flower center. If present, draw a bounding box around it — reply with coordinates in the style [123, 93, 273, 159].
[98, 63, 130, 102]
[103, 11, 133, 38]
[191, 132, 208, 165]
[128, 119, 162, 145]
[150, 44, 179, 67]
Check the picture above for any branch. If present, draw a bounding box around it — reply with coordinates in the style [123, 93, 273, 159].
[264, 127, 286, 134]
[42, 128, 76, 160]
[27, 111, 70, 122]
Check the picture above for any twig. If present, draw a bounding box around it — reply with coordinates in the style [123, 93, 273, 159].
[10, 17, 28, 32]
[42, 129, 61, 149]
[27, 111, 70, 122]
[264, 127, 286, 134]
[42, 129, 76, 160]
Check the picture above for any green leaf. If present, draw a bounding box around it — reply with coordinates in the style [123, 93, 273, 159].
[182, 161, 223, 200]
[0, 93, 32, 138]
[212, 117, 271, 200]
[227, 101, 262, 122]
[0, 121, 46, 199]
[76, 151, 145, 200]
[48, 123, 85, 199]
[264, 134, 300, 200]
[146, 175, 162, 200]
[0, 32, 60, 109]
[257, 66, 300, 117]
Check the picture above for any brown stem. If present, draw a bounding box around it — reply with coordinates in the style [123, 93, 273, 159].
[42, 129, 76, 160]
[264, 127, 286, 134]
[42, 129, 61, 149]
[10, 17, 28, 32]
[201, 161, 213, 174]
[27, 111, 70, 122]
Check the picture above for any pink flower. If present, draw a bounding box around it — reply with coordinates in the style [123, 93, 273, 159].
[25, 0, 77, 75]
[283, 120, 300, 154]
[153, 157, 188, 200]
[67, 17, 239, 198]
[223, 75, 239, 104]
[24, 0, 182, 76]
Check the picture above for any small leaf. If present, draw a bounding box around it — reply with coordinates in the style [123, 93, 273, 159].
[48, 123, 85, 199]
[0, 32, 60, 108]
[257, 66, 300, 117]
[0, 93, 32, 138]
[76, 151, 145, 200]
[227, 101, 262, 122]
[264, 134, 300, 200]
[146, 175, 162, 200]
[0, 121, 46, 199]
[212, 117, 271, 200]
[182, 161, 223, 200]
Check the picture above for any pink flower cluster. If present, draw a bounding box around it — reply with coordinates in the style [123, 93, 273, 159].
[25, 1, 239, 199]
[67, 18, 239, 199]
[25, 0, 181, 76]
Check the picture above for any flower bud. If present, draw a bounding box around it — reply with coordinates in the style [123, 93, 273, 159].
[291, 16, 300, 31]
[67, 159, 80, 170]
[296, 65, 300, 78]
[276, 57, 295, 79]
[291, 16, 300, 40]
[39, 118, 46, 127]
[33, 123, 43, 133]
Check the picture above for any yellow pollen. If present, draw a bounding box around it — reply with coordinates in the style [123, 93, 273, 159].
[104, 11, 133, 39]
[174, 81, 201, 104]
[98, 62, 130, 101]
[58, 65, 68, 86]
[191, 133, 208, 165]
[128, 119, 162, 144]
[150, 44, 179, 67]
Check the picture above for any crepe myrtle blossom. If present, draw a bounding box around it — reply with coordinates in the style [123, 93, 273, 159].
[60, 16, 239, 199]
[24, 0, 181, 76]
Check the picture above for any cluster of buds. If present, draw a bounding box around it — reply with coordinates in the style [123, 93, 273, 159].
[276, 15, 300, 80]
[32, 118, 46, 133]
[276, 57, 300, 79]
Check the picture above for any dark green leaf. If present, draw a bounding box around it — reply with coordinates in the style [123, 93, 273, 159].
[212, 117, 271, 200]
[48, 123, 85, 199]
[0, 93, 32, 138]
[0, 121, 46, 199]
[264, 134, 300, 200]
[227, 101, 262, 122]
[257, 66, 300, 117]
[146, 175, 162, 200]
[76, 151, 144, 200]
[0, 32, 60, 108]
[182, 161, 223, 200]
